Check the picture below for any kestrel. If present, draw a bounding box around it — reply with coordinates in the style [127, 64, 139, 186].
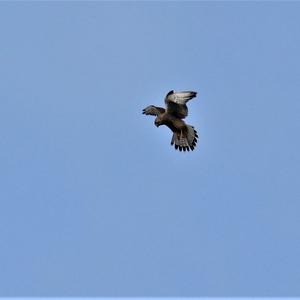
[143, 90, 198, 151]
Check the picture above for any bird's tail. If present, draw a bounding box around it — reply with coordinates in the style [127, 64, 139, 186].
[171, 125, 198, 152]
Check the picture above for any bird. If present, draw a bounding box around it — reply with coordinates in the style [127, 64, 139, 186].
[142, 90, 198, 152]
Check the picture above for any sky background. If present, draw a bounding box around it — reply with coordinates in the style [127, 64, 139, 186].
[0, 1, 300, 297]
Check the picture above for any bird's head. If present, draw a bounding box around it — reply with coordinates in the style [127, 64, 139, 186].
[154, 117, 162, 127]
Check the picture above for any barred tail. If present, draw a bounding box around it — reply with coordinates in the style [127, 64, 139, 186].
[171, 125, 198, 152]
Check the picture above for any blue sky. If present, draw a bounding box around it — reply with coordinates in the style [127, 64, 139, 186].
[0, 1, 299, 297]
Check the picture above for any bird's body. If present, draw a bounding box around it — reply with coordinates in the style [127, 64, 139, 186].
[157, 113, 186, 132]
[143, 90, 198, 152]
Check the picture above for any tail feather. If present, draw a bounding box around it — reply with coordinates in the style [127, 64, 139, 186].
[171, 125, 198, 152]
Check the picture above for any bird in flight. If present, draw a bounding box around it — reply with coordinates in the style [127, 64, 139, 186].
[142, 90, 198, 152]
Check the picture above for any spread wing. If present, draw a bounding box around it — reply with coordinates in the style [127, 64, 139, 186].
[165, 90, 197, 119]
[142, 105, 165, 116]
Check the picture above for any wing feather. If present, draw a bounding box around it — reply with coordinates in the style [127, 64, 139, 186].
[165, 90, 197, 119]
[142, 105, 165, 116]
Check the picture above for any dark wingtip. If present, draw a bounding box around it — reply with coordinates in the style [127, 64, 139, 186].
[166, 90, 174, 97]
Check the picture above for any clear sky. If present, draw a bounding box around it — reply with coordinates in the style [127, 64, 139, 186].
[0, 1, 299, 297]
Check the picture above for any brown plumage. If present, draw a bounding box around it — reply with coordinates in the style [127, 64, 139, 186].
[142, 90, 198, 152]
